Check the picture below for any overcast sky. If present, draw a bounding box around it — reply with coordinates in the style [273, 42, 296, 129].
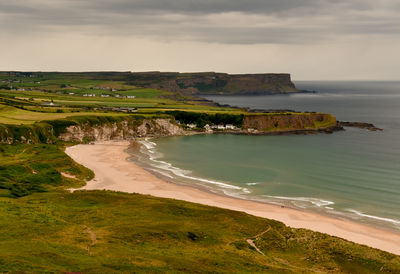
[1, 0, 399, 80]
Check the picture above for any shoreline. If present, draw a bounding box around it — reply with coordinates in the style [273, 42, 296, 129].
[66, 140, 400, 255]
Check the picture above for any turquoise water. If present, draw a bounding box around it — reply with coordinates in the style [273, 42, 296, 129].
[130, 81, 400, 231]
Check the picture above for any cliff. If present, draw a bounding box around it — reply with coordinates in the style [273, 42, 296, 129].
[58, 118, 184, 142]
[242, 113, 339, 133]
[0, 116, 184, 144]
[129, 71, 298, 95]
[0, 113, 340, 144]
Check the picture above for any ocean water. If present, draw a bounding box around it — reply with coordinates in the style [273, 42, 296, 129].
[129, 81, 400, 232]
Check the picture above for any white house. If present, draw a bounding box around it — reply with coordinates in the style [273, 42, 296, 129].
[187, 123, 197, 129]
[225, 124, 237, 130]
[41, 102, 56, 107]
[126, 95, 136, 99]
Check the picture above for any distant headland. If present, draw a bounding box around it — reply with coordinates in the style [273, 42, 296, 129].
[0, 71, 299, 95]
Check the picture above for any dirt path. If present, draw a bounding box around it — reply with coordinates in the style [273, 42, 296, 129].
[61, 172, 77, 180]
[246, 225, 271, 256]
[83, 226, 97, 255]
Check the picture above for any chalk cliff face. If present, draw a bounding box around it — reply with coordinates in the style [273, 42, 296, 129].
[58, 119, 184, 142]
[129, 72, 298, 95]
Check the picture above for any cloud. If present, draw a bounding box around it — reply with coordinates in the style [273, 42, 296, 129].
[1, 0, 399, 44]
[0, 0, 399, 80]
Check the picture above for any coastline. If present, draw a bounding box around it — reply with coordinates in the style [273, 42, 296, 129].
[66, 140, 400, 255]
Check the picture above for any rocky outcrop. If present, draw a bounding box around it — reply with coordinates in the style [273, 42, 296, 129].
[338, 121, 383, 131]
[242, 114, 339, 133]
[58, 119, 184, 142]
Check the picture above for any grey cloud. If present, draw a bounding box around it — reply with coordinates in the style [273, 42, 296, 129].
[0, 0, 399, 44]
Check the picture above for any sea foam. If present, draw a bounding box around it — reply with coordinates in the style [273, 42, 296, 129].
[138, 139, 247, 192]
[346, 209, 400, 226]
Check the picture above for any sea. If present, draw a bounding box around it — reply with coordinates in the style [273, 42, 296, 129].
[128, 81, 400, 232]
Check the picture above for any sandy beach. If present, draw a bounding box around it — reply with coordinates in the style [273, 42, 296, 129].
[66, 141, 400, 255]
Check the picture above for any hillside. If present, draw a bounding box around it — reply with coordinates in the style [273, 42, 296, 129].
[1, 144, 400, 273]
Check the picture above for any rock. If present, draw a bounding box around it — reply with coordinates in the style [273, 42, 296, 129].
[58, 119, 185, 142]
[338, 121, 383, 131]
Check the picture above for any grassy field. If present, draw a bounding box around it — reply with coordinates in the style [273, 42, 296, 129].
[0, 104, 132, 125]
[0, 144, 399, 273]
[0, 72, 246, 123]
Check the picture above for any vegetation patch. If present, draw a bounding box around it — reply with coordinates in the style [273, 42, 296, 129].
[166, 110, 244, 128]
[0, 190, 399, 273]
[0, 144, 93, 197]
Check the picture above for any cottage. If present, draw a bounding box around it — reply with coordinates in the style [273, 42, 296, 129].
[187, 123, 197, 129]
[119, 107, 138, 113]
[225, 124, 236, 130]
[41, 102, 56, 107]
[126, 95, 136, 99]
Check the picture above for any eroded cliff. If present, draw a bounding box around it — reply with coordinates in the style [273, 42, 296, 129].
[242, 113, 339, 133]
[59, 118, 184, 142]
[0, 117, 184, 144]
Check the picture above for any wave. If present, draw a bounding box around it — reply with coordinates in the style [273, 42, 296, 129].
[346, 209, 400, 226]
[138, 139, 248, 192]
[263, 195, 335, 208]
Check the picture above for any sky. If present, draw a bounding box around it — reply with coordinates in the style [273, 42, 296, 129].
[1, 0, 399, 80]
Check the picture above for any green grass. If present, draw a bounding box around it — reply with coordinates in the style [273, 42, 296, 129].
[0, 190, 399, 273]
[0, 71, 249, 117]
[0, 104, 131, 125]
[0, 144, 93, 197]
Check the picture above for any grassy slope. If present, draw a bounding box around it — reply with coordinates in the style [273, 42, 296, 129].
[0, 144, 399, 273]
[0, 144, 93, 197]
[1, 190, 400, 273]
